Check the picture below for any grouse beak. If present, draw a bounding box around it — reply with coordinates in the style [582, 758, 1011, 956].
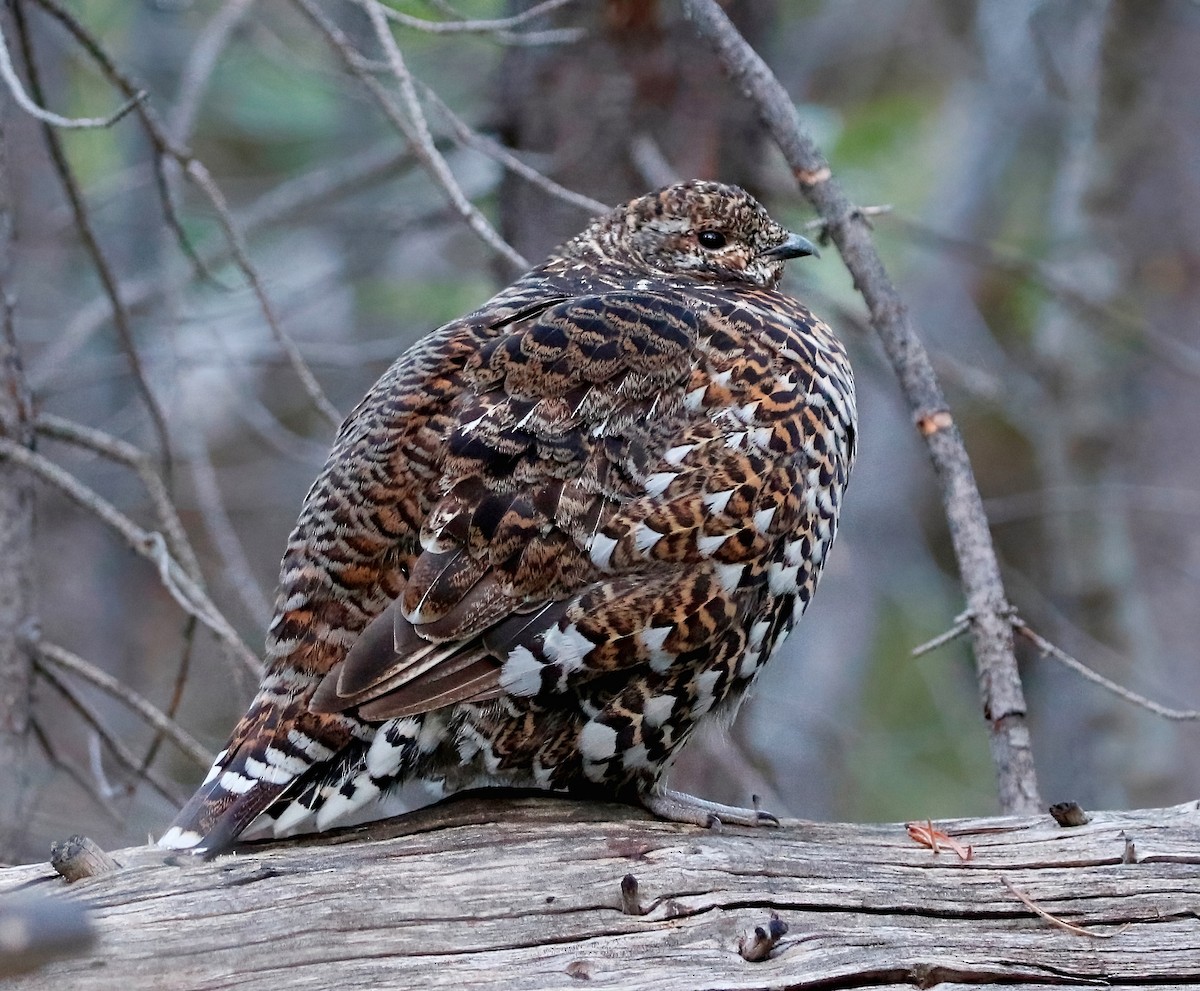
[763, 232, 820, 261]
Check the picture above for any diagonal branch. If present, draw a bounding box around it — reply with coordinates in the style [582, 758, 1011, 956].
[35, 641, 214, 768]
[1014, 622, 1199, 722]
[416, 81, 607, 217]
[29, 717, 122, 823]
[682, 0, 1040, 813]
[0, 438, 263, 683]
[360, 0, 528, 270]
[34, 414, 202, 581]
[31, 140, 420, 389]
[27, 0, 343, 431]
[34, 662, 183, 807]
[371, 0, 577, 36]
[0, 19, 143, 129]
[297, 0, 527, 273]
[182, 158, 344, 428]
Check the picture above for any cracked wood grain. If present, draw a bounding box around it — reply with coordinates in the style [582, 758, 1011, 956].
[1, 796, 1197, 990]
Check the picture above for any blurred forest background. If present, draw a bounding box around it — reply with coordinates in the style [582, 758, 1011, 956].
[1, 0, 1198, 865]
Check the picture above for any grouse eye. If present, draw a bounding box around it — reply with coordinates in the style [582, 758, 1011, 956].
[697, 230, 727, 250]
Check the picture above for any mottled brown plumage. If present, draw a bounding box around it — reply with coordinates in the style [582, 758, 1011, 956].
[161, 181, 856, 855]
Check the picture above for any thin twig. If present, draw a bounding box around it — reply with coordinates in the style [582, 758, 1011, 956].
[139, 617, 197, 778]
[160, 0, 258, 286]
[911, 619, 971, 659]
[185, 428, 274, 628]
[16, 0, 204, 281]
[629, 133, 682, 189]
[682, 0, 1041, 814]
[372, 0, 582, 44]
[360, 0, 528, 269]
[34, 414, 202, 581]
[1014, 621, 1199, 721]
[0, 20, 144, 129]
[417, 82, 607, 216]
[87, 730, 118, 800]
[1001, 877, 1127, 939]
[0, 438, 263, 680]
[372, 0, 576, 35]
[170, 0, 254, 145]
[298, 0, 527, 272]
[900, 216, 1200, 384]
[229, 384, 334, 464]
[183, 159, 344, 428]
[31, 140, 420, 388]
[984, 483, 1200, 526]
[34, 663, 183, 807]
[35, 641, 214, 768]
[29, 718, 123, 823]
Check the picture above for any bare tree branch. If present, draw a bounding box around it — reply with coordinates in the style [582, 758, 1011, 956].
[183, 159, 345, 428]
[34, 642, 214, 767]
[361, 0, 528, 269]
[157, 0, 258, 288]
[9, 3, 174, 476]
[29, 718, 122, 823]
[27, 0, 344, 431]
[33, 663, 183, 807]
[682, 0, 1041, 813]
[371, 0, 578, 37]
[900, 216, 1200, 385]
[184, 428, 274, 629]
[137, 617, 197, 784]
[628, 132, 683, 189]
[34, 414, 202, 581]
[297, 0, 528, 272]
[170, 0, 254, 146]
[417, 82, 607, 216]
[0, 439, 263, 682]
[0, 20, 143, 129]
[30, 141, 420, 389]
[1014, 622, 1200, 722]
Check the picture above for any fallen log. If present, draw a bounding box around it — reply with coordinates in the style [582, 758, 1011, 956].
[1, 794, 1197, 989]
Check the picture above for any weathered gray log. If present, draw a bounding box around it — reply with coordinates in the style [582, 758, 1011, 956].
[0, 795, 1197, 990]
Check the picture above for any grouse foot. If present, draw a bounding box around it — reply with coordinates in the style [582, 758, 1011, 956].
[640, 788, 780, 829]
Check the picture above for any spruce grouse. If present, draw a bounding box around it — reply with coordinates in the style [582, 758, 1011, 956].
[160, 180, 857, 855]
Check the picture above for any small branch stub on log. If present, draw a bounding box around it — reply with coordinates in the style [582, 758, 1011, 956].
[49, 836, 119, 882]
[1049, 802, 1091, 827]
[738, 912, 789, 961]
[619, 873, 644, 916]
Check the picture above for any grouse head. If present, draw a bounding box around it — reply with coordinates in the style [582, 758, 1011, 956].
[577, 180, 818, 290]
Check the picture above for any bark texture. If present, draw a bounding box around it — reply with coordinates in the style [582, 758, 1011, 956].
[1, 795, 1197, 989]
